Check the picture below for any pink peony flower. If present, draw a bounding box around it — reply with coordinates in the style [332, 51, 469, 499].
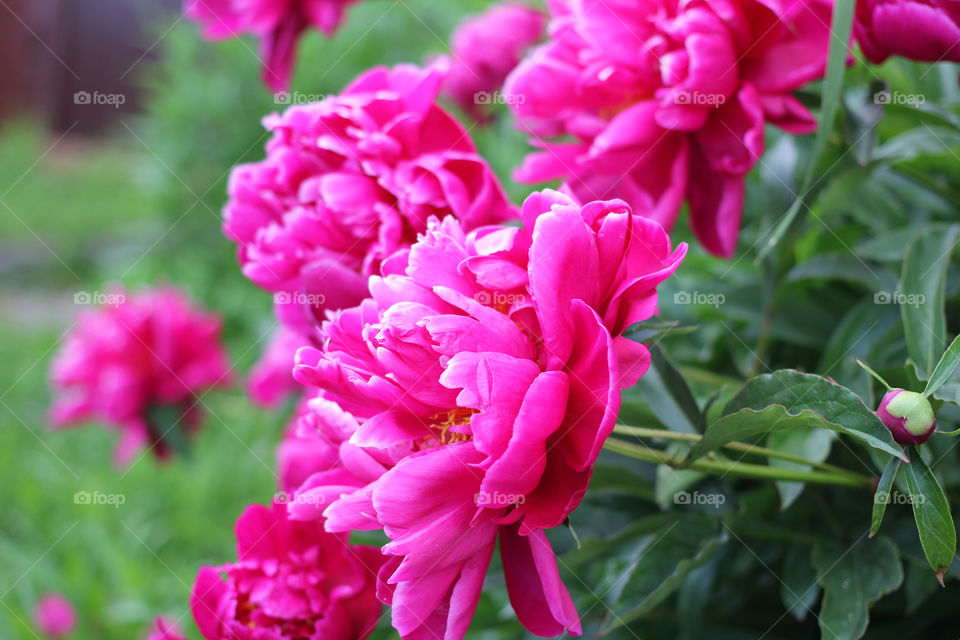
[34, 592, 76, 638]
[190, 501, 383, 640]
[289, 190, 686, 639]
[442, 3, 546, 120]
[224, 62, 516, 397]
[248, 327, 304, 407]
[504, 0, 833, 257]
[184, 0, 366, 91]
[147, 618, 186, 640]
[49, 286, 232, 465]
[855, 0, 960, 65]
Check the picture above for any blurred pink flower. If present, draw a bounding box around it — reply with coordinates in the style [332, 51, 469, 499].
[147, 618, 186, 640]
[504, 0, 833, 257]
[184, 0, 365, 91]
[190, 501, 382, 640]
[443, 2, 546, 120]
[34, 593, 76, 638]
[248, 327, 303, 407]
[855, 0, 960, 64]
[289, 190, 686, 639]
[223, 62, 516, 394]
[49, 286, 232, 465]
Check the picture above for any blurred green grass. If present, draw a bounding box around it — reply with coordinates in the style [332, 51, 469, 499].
[0, 1, 542, 638]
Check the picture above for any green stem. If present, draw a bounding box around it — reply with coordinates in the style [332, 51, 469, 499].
[678, 367, 742, 388]
[604, 437, 873, 489]
[613, 424, 865, 478]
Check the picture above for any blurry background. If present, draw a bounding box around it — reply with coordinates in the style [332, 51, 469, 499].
[0, 1, 530, 638]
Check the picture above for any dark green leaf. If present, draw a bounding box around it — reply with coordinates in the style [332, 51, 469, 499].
[635, 345, 706, 434]
[813, 536, 903, 640]
[785, 252, 895, 292]
[924, 335, 960, 397]
[870, 457, 901, 537]
[685, 371, 906, 464]
[767, 429, 835, 510]
[902, 451, 956, 581]
[900, 224, 960, 378]
[780, 545, 820, 622]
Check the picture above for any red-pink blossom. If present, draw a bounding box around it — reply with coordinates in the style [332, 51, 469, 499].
[49, 287, 232, 465]
[34, 593, 76, 638]
[190, 501, 382, 640]
[225, 63, 516, 399]
[504, 0, 832, 257]
[442, 3, 546, 120]
[147, 618, 186, 640]
[288, 190, 686, 639]
[184, 0, 366, 91]
[855, 0, 960, 65]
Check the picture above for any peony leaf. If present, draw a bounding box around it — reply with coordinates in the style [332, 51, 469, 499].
[923, 335, 960, 397]
[870, 456, 901, 538]
[902, 450, 956, 583]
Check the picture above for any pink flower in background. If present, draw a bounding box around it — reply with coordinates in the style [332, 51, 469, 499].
[504, 0, 833, 257]
[34, 593, 76, 638]
[147, 618, 186, 640]
[248, 327, 304, 407]
[289, 190, 686, 639]
[190, 501, 382, 640]
[49, 287, 232, 465]
[184, 0, 365, 91]
[223, 62, 516, 394]
[855, 0, 960, 64]
[443, 2, 546, 120]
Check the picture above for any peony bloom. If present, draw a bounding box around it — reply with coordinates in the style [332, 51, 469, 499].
[289, 190, 686, 639]
[442, 3, 546, 120]
[49, 287, 232, 465]
[224, 62, 516, 392]
[504, 0, 833, 257]
[248, 327, 304, 407]
[855, 0, 960, 65]
[184, 0, 366, 91]
[34, 593, 76, 638]
[190, 501, 382, 640]
[147, 618, 186, 640]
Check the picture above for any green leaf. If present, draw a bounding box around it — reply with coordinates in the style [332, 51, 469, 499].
[655, 442, 707, 508]
[924, 335, 960, 397]
[902, 450, 956, 582]
[904, 555, 941, 615]
[767, 429, 835, 510]
[571, 513, 727, 634]
[635, 344, 706, 434]
[685, 371, 906, 465]
[870, 457, 901, 537]
[785, 252, 896, 292]
[813, 536, 903, 640]
[623, 319, 698, 344]
[900, 224, 960, 378]
[756, 0, 855, 260]
[780, 546, 820, 622]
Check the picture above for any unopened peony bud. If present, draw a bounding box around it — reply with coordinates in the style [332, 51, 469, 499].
[877, 389, 936, 445]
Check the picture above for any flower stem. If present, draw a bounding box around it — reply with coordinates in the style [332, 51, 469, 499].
[613, 424, 863, 478]
[604, 437, 873, 489]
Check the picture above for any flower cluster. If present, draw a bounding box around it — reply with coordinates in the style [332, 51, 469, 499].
[504, 0, 833, 257]
[286, 190, 686, 638]
[184, 0, 368, 91]
[49, 286, 232, 465]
